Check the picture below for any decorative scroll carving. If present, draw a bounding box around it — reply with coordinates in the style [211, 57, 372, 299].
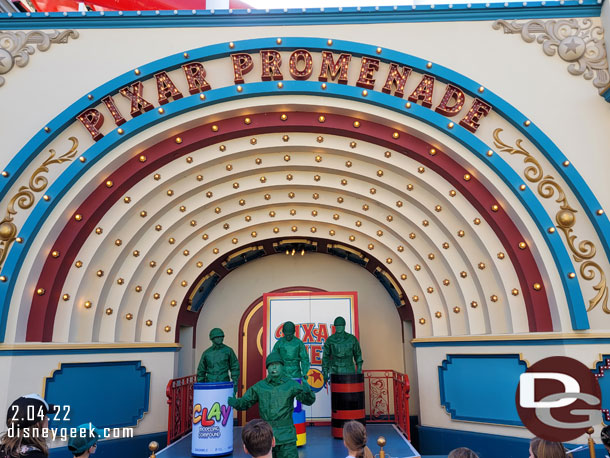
[492, 19, 609, 93]
[369, 377, 389, 419]
[0, 30, 79, 87]
[0, 137, 79, 271]
[493, 129, 608, 313]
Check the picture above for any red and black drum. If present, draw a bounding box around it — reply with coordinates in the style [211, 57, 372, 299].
[330, 373, 366, 438]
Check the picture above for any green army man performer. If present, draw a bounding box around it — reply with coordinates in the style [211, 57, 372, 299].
[272, 321, 310, 380]
[321, 316, 363, 383]
[197, 328, 240, 394]
[228, 352, 315, 458]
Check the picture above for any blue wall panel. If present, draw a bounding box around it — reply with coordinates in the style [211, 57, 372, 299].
[438, 354, 526, 426]
[592, 355, 610, 423]
[44, 361, 150, 430]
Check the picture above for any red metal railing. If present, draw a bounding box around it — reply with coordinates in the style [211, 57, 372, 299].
[363, 370, 410, 440]
[393, 371, 411, 440]
[166, 374, 197, 445]
[166, 370, 410, 444]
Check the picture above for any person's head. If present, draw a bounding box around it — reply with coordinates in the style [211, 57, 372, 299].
[265, 352, 284, 381]
[1, 394, 51, 456]
[343, 421, 373, 458]
[602, 425, 610, 453]
[241, 419, 274, 457]
[448, 447, 479, 458]
[282, 322, 296, 341]
[334, 316, 346, 334]
[209, 328, 224, 346]
[68, 424, 103, 457]
[529, 438, 566, 458]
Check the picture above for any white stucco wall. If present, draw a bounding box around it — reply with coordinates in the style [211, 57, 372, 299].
[1, 14, 609, 447]
[0, 349, 176, 445]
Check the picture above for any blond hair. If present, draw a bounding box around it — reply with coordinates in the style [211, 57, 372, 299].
[343, 421, 373, 458]
[530, 438, 566, 458]
[0, 421, 49, 457]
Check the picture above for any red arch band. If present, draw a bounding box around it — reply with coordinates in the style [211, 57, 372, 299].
[27, 111, 553, 341]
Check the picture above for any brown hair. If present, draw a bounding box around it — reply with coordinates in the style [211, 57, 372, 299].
[241, 419, 273, 457]
[0, 420, 49, 457]
[448, 447, 479, 458]
[343, 421, 374, 458]
[530, 438, 566, 458]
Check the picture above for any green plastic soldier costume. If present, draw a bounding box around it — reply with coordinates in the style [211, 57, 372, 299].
[228, 352, 316, 458]
[272, 321, 310, 380]
[321, 316, 363, 383]
[197, 328, 240, 394]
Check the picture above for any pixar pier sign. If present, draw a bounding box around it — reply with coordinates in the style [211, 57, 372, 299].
[76, 46, 493, 141]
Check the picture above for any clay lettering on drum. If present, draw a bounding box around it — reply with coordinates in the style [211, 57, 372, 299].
[220, 404, 232, 427]
[193, 402, 232, 427]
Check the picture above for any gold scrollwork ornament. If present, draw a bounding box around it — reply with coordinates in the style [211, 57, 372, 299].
[493, 128, 607, 313]
[0, 137, 79, 270]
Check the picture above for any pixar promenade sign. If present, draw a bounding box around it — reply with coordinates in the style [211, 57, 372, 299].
[76, 46, 493, 141]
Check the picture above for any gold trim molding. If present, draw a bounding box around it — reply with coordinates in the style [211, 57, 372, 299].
[0, 342, 181, 351]
[492, 19, 609, 94]
[493, 128, 608, 313]
[0, 30, 79, 87]
[0, 137, 79, 273]
[413, 332, 610, 343]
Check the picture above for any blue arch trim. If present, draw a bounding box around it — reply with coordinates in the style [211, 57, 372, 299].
[0, 1, 602, 29]
[0, 37, 599, 342]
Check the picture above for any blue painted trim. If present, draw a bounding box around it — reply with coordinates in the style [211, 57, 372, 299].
[438, 354, 526, 426]
[417, 425, 607, 457]
[0, 37, 602, 341]
[0, 2, 602, 29]
[0, 345, 180, 355]
[603, 85, 610, 103]
[194, 381, 234, 389]
[413, 336, 610, 346]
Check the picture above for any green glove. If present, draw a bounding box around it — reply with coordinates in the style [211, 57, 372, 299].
[228, 396, 237, 407]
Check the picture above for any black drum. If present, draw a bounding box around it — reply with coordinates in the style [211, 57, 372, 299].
[330, 373, 366, 438]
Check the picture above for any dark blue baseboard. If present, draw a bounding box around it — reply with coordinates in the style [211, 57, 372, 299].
[417, 426, 607, 458]
[49, 431, 167, 458]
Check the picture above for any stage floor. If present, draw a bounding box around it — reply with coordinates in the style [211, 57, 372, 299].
[158, 424, 420, 458]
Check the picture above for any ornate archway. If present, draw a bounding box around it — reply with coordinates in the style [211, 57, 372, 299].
[0, 37, 607, 346]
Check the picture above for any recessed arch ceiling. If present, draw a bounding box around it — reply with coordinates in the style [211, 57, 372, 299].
[2, 37, 607, 343]
[18, 109, 564, 344]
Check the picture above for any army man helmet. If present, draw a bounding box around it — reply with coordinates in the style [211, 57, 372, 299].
[209, 328, 224, 340]
[333, 316, 346, 327]
[265, 352, 284, 368]
[282, 321, 296, 335]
